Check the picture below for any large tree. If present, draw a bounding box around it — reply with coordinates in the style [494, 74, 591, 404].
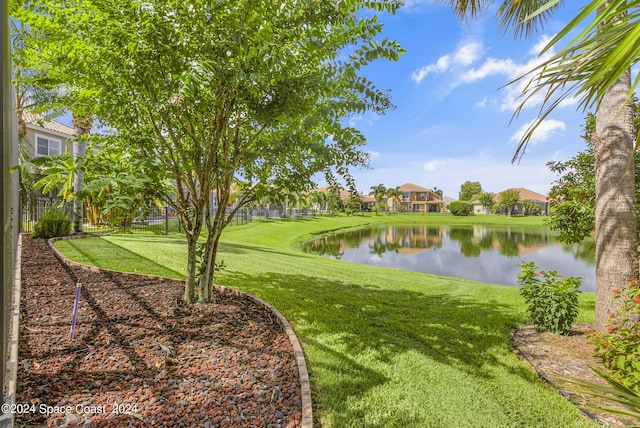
[444, 0, 639, 331]
[458, 180, 482, 201]
[14, 0, 404, 302]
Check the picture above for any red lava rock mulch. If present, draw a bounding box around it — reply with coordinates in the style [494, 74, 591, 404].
[15, 236, 302, 427]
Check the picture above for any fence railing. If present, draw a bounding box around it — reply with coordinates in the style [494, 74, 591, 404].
[20, 198, 321, 235]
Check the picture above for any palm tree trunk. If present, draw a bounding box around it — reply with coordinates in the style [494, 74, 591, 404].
[71, 113, 91, 233]
[594, 68, 638, 331]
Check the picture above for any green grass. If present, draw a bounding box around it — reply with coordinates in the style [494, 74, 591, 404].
[55, 213, 596, 427]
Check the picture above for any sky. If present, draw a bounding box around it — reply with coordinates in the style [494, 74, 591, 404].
[322, 1, 596, 199]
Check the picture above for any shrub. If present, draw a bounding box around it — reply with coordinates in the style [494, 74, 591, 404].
[592, 280, 640, 391]
[517, 261, 581, 335]
[32, 207, 72, 239]
[449, 200, 473, 216]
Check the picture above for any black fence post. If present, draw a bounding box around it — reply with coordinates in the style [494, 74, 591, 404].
[165, 204, 169, 235]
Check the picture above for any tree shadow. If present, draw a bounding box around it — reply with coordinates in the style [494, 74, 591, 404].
[57, 237, 185, 278]
[221, 270, 538, 417]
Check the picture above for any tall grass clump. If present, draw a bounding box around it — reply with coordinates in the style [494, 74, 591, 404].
[32, 206, 72, 239]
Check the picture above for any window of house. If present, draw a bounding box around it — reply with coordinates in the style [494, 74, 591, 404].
[35, 134, 62, 157]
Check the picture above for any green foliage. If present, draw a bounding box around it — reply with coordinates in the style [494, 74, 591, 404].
[517, 261, 581, 335]
[449, 200, 473, 216]
[458, 180, 482, 201]
[368, 184, 387, 215]
[592, 279, 640, 392]
[343, 194, 362, 216]
[31, 206, 72, 238]
[497, 189, 520, 216]
[564, 366, 640, 422]
[30, 153, 76, 201]
[478, 192, 495, 214]
[521, 199, 540, 216]
[546, 108, 640, 244]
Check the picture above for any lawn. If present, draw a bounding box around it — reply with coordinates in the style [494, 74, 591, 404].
[54, 213, 596, 427]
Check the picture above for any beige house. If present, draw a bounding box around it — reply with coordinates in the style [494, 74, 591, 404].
[472, 188, 550, 215]
[387, 183, 443, 213]
[23, 111, 75, 158]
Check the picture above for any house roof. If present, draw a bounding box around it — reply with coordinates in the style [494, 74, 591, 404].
[23, 111, 76, 137]
[499, 188, 549, 202]
[471, 188, 549, 204]
[396, 182, 431, 193]
[311, 187, 374, 202]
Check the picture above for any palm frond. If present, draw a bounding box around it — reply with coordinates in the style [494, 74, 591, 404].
[562, 367, 640, 424]
[512, 0, 640, 158]
[497, 0, 565, 38]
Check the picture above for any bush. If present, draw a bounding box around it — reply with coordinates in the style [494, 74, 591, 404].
[592, 280, 640, 391]
[32, 207, 72, 239]
[449, 200, 473, 216]
[517, 261, 581, 335]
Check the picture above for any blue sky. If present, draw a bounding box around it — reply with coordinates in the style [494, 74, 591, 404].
[335, 1, 594, 198]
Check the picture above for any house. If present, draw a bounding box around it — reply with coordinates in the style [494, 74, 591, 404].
[22, 111, 75, 158]
[472, 188, 550, 215]
[387, 183, 443, 213]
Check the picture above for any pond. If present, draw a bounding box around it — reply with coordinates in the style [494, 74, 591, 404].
[303, 225, 596, 292]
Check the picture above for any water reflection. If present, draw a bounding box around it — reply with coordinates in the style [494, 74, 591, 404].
[303, 225, 595, 291]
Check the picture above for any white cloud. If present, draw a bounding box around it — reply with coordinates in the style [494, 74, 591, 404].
[454, 42, 483, 66]
[423, 160, 444, 172]
[529, 34, 554, 56]
[413, 34, 573, 113]
[412, 41, 483, 83]
[510, 119, 566, 146]
[460, 57, 520, 83]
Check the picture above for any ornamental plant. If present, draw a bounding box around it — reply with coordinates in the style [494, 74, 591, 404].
[31, 206, 72, 239]
[517, 261, 581, 335]
[592, 280, 640, 392]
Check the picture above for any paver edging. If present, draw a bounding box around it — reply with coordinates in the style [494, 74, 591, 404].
[48, 234, 313, 428]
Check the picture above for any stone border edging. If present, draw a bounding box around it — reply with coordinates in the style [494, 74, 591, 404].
[1, 234, 23, 428]
[49, 234, 313, 428]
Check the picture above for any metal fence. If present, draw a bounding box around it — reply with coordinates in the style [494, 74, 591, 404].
[19, 198, 322, 235]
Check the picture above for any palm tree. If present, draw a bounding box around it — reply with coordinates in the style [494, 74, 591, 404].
[445, 0, 638, 330]
[309, 190, 327, 214]
[71, 112, 92, 232]
[369, 183, 387, 214]
[386, 187, 404, 213]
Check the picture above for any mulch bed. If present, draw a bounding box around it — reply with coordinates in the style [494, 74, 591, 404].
[15, 236, 302, 428]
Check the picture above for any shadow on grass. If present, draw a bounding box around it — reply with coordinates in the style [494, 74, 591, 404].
[59, 237, 185, 279]
[218, 242, 311, 258]
[221, 270, 537, 422]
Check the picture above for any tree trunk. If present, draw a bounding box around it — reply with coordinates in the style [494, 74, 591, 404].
[594, 68, 638, 331]
[184, 231, 199, 303]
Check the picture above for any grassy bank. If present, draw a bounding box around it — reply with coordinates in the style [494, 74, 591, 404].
[55, 213, 596, 427]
